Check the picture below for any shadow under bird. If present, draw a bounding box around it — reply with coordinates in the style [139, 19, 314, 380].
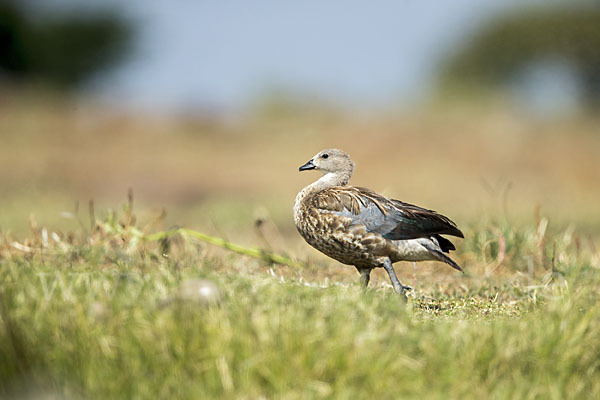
[294, 149, 464, 296]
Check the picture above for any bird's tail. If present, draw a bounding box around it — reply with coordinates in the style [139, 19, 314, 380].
[423, 241, 463, 272]
[431, 250, 463, 272]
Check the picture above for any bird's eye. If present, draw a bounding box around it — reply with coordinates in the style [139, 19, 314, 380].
[322, 154, 329, 159]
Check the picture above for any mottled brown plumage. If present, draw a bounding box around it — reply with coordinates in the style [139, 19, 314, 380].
[294, 149, 464, 296]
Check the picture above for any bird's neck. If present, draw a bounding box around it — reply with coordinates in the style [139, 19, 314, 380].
[309, 171, 351, 192]
[294, 172, 352, 217]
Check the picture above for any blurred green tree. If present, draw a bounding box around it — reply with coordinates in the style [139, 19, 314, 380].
[0, 0, 131, 89]
[439, 5, 600, 105]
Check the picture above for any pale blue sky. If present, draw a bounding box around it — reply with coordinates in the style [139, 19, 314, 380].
[38, 0, 538, 111]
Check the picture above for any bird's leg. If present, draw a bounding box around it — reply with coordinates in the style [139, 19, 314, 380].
[382, 259, 411, 295]
[413, 261, 418, 289]
[359, 268, 371, 287]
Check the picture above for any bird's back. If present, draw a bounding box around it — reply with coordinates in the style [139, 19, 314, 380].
[295, 185, 462, 268]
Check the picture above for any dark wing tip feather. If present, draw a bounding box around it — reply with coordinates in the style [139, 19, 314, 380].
[448, 226, 464, 239]
[388, 199, 464, 239]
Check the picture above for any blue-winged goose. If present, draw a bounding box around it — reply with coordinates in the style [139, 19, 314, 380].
[294, 149, 464, 296]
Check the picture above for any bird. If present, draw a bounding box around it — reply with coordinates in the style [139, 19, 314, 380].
[293, 149, 464, 296]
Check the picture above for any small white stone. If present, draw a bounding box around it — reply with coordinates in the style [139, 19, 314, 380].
[88, 301, 109, 321]
[176, 278, 223, 306]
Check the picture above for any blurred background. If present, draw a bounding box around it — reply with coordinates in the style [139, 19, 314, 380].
[1, 0, 599, 244]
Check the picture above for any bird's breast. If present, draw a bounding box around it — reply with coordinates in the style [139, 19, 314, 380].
[295, 205, 388, 267]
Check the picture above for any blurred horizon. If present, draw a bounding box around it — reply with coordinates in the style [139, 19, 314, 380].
[15, 0, 560, 113]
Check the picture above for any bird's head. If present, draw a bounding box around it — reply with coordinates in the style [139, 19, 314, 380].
[298, 149, 355, 176]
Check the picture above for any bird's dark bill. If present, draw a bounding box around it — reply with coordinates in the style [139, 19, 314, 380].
[299, 160, 316, 171]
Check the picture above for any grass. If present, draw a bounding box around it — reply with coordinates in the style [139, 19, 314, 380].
[1, 201, 599, 399]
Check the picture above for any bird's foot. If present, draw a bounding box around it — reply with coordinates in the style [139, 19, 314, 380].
[392, 283, 412, 296]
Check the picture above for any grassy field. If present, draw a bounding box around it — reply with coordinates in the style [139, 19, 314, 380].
[1, 97, 599, 398]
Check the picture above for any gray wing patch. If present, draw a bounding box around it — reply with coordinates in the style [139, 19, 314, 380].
[324, 200, 402, 236]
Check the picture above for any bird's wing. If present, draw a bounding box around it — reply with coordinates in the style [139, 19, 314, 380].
[312, 186, 463, 240]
